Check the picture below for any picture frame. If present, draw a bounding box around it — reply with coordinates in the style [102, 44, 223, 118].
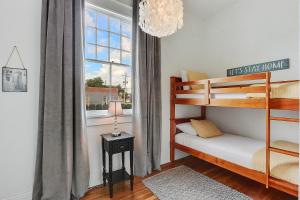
[2, 66, 28, 92]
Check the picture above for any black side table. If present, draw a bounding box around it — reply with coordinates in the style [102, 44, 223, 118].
[101, 132, 134, 198]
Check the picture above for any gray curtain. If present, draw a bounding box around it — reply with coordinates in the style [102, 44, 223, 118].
[132, 0, 162, 176]
[32, 0, 90, 199]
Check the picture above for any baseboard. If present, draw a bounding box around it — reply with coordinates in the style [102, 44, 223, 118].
[2, 191, 31, 200]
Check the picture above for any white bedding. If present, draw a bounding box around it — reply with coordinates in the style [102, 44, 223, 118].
[176, 93, 248, 99]
[175, 132, 265, 169]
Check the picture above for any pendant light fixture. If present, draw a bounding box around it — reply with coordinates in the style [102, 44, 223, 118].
[139, 0, 184, 38]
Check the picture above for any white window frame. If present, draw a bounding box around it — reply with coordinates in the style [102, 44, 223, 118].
[85, 4, 133, 118]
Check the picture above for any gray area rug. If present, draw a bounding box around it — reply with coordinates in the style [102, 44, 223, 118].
[143, 165, 252, 200]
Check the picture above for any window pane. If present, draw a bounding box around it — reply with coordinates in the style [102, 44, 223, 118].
[85, 44, 96, 59]
[84, 8, 133, 113]
[97, 46, 109, 61]
[97, 13, 108, 30]
[110, 49, 121, 63]
[85, 10, 96, 27]
[121, 22, 131, 37]
[111, 65, 132, 106]
[85, 62, 111, 111]
[97, 30, 108, 46]
[86, 27, 96, 44]
[110, 17, 120, 33]
[121, 51, 131, 65]
[121, 36, 131, 51]
[110, 33, 121, 49]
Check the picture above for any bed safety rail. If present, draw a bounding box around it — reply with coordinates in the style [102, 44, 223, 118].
[209, 72, 269, 109]
[171, 77, 209, 105]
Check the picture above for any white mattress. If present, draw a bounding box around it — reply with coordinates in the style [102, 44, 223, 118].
[175, 132, 265, 169]
[176, 93, 248, 99]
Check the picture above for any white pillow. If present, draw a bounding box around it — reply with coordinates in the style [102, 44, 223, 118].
[176, 122, 197, 136]
[180, 70, 190, 90]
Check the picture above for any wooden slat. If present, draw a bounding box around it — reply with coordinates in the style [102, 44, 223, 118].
[271, 80, 299, 84]
[270, 117, 300, 122]
[210, 72, 267, 84]
[173, 116, 204, 124]
[209, 99, 266, 109]
[170, 76, 182, 82]
[175, 98, 208, 105]
[269, 147, 299, 157]
[269, 177, 299, 197]
[176, 80, 208, 87]
[270, 98, 299, 111]
[175, 89, 206, 94]
[211, 86, 265, 94]
[210, 80, 298, 89]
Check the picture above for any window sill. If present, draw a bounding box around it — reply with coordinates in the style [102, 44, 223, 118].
[86, 109, 133, 127]
[86, 109, 132, 119]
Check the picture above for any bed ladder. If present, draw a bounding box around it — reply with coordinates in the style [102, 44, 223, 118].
[265, 72, 299, 188]
[266, 116, 299, 188]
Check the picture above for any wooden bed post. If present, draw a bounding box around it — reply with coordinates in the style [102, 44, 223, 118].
[201, 79, 209, 119]
[170, 77, 176, 162]
[265, 72, 271, 188]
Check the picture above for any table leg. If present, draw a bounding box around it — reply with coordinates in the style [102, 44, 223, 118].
[130, 150, 134, 190]
[122, 152, 125, 171]
[102, 139, 106, 186]
[109, 154, 113, 198]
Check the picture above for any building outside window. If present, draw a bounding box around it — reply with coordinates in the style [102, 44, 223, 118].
[84, 5, 132, 116]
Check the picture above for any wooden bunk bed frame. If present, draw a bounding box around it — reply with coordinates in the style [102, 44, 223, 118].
[170, 72, 299, 197]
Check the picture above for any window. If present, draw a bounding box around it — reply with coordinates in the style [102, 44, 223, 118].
[84, 6, 132, 116]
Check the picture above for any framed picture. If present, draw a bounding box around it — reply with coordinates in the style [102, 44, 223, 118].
[2, 67, 27, 92]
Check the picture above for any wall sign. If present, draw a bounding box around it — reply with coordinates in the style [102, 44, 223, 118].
[227, 59, 289, 76]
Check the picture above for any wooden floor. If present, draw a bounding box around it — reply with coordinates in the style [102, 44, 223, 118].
[81, 156, 297, 200]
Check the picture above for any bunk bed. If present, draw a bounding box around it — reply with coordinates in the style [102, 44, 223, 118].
[170, 72, 299, 197]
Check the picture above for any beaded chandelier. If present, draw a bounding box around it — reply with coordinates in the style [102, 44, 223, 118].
[138, 0, 184, 38]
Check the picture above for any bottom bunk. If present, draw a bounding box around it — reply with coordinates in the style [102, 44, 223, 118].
[174, 132, 298, 196]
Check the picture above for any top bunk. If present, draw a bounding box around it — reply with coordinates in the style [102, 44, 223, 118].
[170, 72, 299, 111]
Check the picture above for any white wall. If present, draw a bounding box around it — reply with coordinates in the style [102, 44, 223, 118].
[0, 0, 41, 199]
[87, 0, 132, 17]
[199, 0, 299, 141]
[160, 1, 204, 164]
[161, 0, 299, 164]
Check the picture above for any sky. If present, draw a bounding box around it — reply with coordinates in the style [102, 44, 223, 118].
[84, 9, 132, 92]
